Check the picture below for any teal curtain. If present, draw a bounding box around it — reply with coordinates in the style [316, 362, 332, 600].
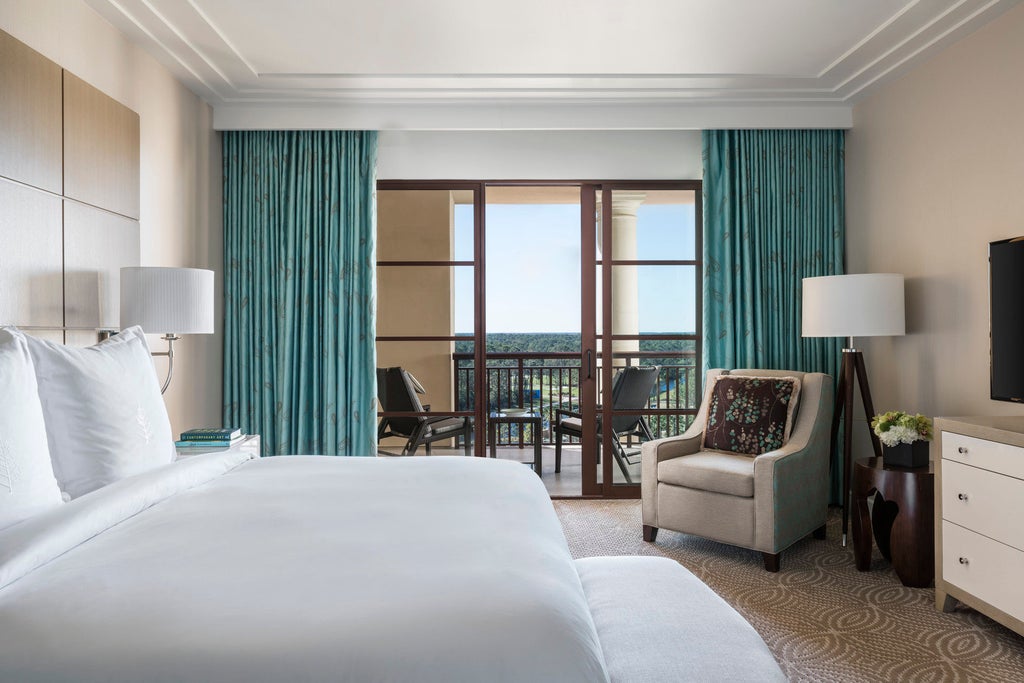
[702, 129, 845, 500]
[223, 130, 378, 456]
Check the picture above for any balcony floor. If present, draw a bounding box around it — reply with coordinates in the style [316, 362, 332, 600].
[376, 444, 640, 497]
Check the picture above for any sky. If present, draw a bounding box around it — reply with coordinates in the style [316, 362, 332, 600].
[453, 202, 696, 334]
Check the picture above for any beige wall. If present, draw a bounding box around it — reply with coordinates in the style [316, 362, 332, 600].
[846, 3, 1024, 436]
[376, 190, 457, 447]
[377, 131, 704, 180]
[0, 0, 223, 434]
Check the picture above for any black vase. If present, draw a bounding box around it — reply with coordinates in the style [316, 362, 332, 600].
[882, 440, 929, 468]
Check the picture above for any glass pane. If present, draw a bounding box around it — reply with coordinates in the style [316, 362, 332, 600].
[483, 186, 584, 495]
[605, 260, 698, 486]
[377, 265, 471, 337]
[611, 189, 696, 261]
[453, 201, 474, 261]
[453, 266, 474, 336]
[375, 340, 473, 455]
[375, 340, 471, 413]
[595, 264, 698, 343]
[485, 189, 581, 336]
[377, 189, 474, 262]
[610, 265, 697, 337]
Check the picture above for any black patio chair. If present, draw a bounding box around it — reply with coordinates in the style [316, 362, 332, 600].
[376, 367, 473, 456]
[553, 365, 660, 484]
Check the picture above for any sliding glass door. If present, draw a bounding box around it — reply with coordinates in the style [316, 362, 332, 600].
[375, 180, 700, 498]
[376, 185, 483, 456]
[588, 184, 702, 497]
[481, 184, 599, 496]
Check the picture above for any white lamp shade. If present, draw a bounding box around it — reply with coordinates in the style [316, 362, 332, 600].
[120, 267, 215, 334]
[802, 273, 905, 338]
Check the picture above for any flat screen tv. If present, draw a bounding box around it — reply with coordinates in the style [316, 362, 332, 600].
[990, 237, 1024, 402]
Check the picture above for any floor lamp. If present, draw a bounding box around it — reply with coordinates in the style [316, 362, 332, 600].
[802, 274, 906, 546]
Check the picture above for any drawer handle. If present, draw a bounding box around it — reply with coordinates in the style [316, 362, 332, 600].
[959, 557, 969, 565]
[958, 446, 968, 454]
[957, 493, 969, 502]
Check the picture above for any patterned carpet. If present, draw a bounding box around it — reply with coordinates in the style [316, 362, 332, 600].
[553, 500, 1024, 682]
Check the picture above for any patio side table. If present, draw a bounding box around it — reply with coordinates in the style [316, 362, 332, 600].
[488, 412, 543, 475]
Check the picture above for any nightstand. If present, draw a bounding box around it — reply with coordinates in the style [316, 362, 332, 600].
[852, 456, 934, 587]
[175, 434, 261, 460]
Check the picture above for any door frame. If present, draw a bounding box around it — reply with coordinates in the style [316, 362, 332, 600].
[376, 180, 487, 457]
[590, 181, 703, 498]
[375, 179, 701, 498]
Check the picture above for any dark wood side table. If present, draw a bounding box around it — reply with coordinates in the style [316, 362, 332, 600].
[488, 412, 543, 475]
[852, 456, 935, 587]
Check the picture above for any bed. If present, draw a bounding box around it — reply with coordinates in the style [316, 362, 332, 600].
[0, 452, 603, 681]
[0, 327, 784, 682]
[0, 451, 786, 682]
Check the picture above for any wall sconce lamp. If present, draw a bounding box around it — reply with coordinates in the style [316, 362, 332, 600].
[120, 267, 215, 394]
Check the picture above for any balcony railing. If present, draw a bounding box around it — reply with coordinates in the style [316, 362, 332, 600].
[453, 351, 698, 448]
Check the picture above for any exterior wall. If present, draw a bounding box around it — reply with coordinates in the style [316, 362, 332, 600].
[846, 3, 1024, 449]
[0, 0, 223, 435]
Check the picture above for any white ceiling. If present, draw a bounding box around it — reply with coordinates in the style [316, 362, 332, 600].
[84, 0, 1019, 130]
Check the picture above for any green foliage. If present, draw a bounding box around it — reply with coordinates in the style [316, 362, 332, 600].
[870, 411, 933, 446]
[455, 334, 695, 356]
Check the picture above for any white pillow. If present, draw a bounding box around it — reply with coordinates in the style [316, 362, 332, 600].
[0, 329, 63, 529]
[26, 326, 175, 498]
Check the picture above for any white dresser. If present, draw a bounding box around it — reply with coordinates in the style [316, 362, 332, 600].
[935, 417, 1024, 637]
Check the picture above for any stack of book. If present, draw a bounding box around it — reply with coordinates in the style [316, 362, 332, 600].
[175, 427, 244, 449]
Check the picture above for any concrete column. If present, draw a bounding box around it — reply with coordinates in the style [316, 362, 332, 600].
[605, 191, 646, 364]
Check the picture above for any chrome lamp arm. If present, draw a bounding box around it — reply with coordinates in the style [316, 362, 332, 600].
[151, 334, 180, 395]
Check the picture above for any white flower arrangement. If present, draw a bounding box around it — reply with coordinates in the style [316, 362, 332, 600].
[876, 424, 917, 447]
[870, 411, 933, 447]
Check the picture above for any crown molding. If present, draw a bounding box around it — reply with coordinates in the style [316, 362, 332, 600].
[85, 0, 1018, 131]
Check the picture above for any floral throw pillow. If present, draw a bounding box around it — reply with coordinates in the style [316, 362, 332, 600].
[702, 376, 802, 456]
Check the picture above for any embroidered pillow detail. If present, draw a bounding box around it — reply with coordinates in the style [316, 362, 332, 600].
[24, 326, 175, 498]
[702, 376, 801, 456]
[0, 328, 63, 530]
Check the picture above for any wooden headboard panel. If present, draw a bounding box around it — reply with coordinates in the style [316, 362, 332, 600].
[0, 29, 140, 347]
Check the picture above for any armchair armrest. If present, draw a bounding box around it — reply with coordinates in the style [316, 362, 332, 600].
[641, 419, 704, 466]
[641, 424, 705, 527]
[640, 431, 702, 478]
[752, 435, 831, 553]
[554, 408, 582, 422]
[751, 441, 805, 466]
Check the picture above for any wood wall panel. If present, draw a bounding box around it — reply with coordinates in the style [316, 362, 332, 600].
[63, 71, 140, 219]
[64, 330, 106, 348]
[0, 31, 62, 193]
[64, 201, 140, 330]
[0, 27, 140, 337]
[0, 179, 64, 326]
[33, 330, 68, 345]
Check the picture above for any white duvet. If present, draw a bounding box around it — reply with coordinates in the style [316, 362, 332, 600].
[0, 452, 609, 682]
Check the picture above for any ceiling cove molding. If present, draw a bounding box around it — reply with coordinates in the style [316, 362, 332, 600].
[827, 0, 1018, 99]
[85, 0, 1018, 130]
[211, 102, 854, 132]
[97, 0, 226, 101]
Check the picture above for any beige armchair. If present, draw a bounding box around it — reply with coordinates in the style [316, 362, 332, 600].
[641, 369, 834, 571]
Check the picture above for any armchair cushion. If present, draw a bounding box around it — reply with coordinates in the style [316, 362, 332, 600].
[658, 452, 755, 498]
[702, 375, 801, 456]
